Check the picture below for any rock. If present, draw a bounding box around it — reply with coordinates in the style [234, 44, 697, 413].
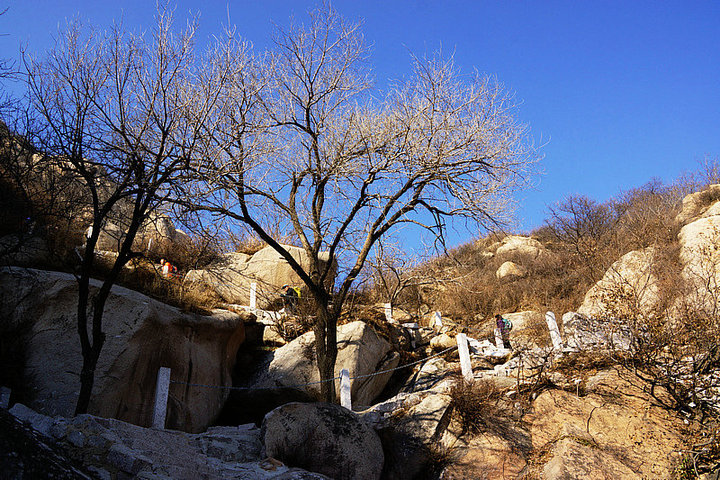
[400, 357, 455, 393]
[678, 213, 720, 314]
[9, 403, 55, 437]
[675, 184, 720, 225]
[262, 402, 384, 480]
[378, 391, 453, 480]
[430, 333, 456, 351]
[578, 247, 660, 319]
[563, 312, 633, 351]
[249, 321, 399, 408]
[0, 408, 95, 479]
[185, 244, 336, 308]
[543, 437, 641, 479]
[90, 213, 189, 259]
[525, 369, 686, 479]
[185, 252, 254, 305]
[495, 261, 527, 280]
[441, 435, 527, 480]
[0, 267, 245, 433]
[495, 235, 548, 259]
[10, 401, 329, 480]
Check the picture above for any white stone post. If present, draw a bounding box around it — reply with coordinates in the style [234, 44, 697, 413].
[0, 387, 11, 409]
[456, 333, 473, 382]
[339, 369, 352, 410]
[249, 282, 257, 311]
[152, 367, 171, 429]
[545, 311, 563, 351]
[384, 303, 395, 323]
[494, 328, 505, 350]
[147, 238, 153, 253]
[432, 311, 443, 331]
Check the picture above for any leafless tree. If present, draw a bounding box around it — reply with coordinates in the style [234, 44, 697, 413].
[189, 5, 539, 401]
[369, 239, 437, 314]
[23, 9, 244, 414]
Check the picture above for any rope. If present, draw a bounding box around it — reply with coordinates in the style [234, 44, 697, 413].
[170, 375, 341, 392]
[168, 345, 459, 391]
[349, 345, 458, 380]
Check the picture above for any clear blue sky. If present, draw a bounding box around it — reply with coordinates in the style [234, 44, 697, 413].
[2, 1, 719, 244]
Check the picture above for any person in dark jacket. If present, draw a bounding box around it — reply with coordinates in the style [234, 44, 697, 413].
[281, 284, 299, 313]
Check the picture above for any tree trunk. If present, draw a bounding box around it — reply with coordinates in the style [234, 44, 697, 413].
[315, 303, 338, 403]
[75, 345, 101, 414]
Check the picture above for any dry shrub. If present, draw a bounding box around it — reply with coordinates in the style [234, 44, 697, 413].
[449, 379, 504, 435]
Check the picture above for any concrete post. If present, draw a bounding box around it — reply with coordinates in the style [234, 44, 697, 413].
[339, 369, 352, 410]
[432, 311, 443, 331]
[494, 328, 505, 349]
[0, 387, 11, 409]
[384, 303, 395, 323]
[545, 311, 563, 350]
[152, 367, 171, 429]
[456, 333, 473, 382]
[249, 282, 257, 311]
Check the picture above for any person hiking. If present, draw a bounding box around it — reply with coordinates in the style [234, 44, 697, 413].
[281, 284, 300, 313]
[495, 314, 513, 350]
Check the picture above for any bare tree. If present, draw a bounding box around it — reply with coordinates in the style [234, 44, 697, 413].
[369, 239, 437, 314]
[23, 10, 244, 414]
[189, 5, 538, 402]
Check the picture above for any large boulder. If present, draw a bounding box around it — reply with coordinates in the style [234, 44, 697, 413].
[185, 244, 336, 308]
[578, 247, 660, 319]
[495, 261, 526, 281]
[262, 402, 384, 480]
[366, 389, 453, 480]
[248, 321, 399, 407]
[495, 235, 548, 259]
[0, 267, 247, 433]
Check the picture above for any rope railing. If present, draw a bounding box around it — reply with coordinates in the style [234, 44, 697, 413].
[152, 339, 466, 427]
[150, 310, 563, 428]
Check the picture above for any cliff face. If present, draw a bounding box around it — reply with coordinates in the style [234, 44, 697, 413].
[0, 267, 248, 433]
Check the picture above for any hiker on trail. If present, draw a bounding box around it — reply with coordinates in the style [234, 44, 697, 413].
[495, 314, 513, 350]
[281, 284, 300, 313]
[160, 259, 173, 278]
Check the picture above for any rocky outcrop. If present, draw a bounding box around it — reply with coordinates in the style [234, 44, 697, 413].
[248, 321, 399, 407]
[495, 235, 548, 259]
[495, 261, 527, 280]
[92, 213, 190, 258]
[185, 244, 336, 308]
[678, 207, 720, 315]
[525, 368, 686, 479]
[262, 402, 384, 480]
[0, 267, 247, 433]
[675, 184, 720, 225]
[578, 247, 660, 319]
[7, 403, 329, 479]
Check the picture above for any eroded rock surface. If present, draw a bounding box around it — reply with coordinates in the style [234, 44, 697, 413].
[0, 267, 246, 432]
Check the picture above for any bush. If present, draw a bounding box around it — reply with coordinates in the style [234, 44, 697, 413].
[449, 379, 504, 435]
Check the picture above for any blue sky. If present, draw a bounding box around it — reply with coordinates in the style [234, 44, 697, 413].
[1, 1, 719, 245]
